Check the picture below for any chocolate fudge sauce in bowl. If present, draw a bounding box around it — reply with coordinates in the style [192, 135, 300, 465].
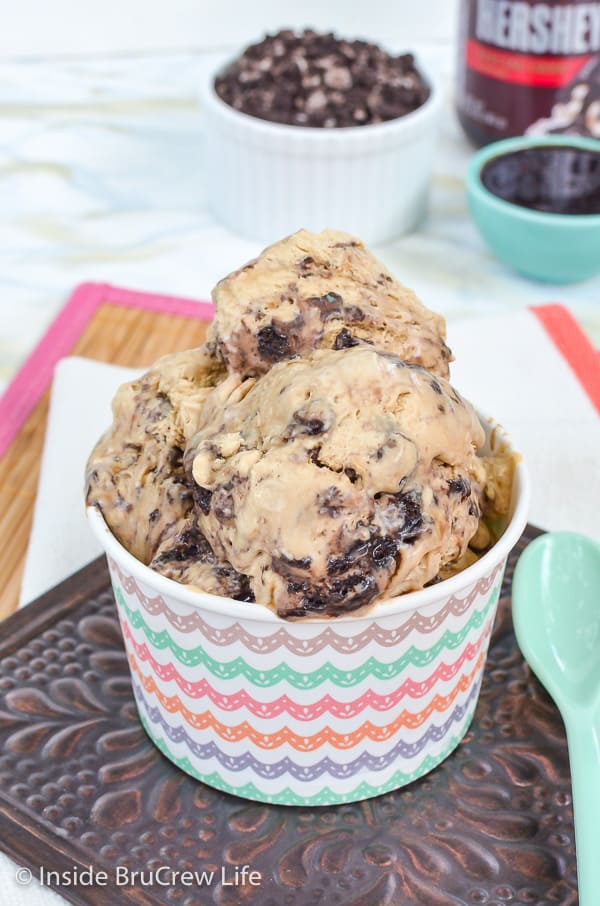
[467, 135, 600, 282]
[481, 143, 600, 214]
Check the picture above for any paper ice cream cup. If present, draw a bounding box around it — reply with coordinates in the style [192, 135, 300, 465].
[87, 424, 529, 806]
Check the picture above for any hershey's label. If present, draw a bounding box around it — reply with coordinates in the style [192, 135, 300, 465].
[475, 0, 600, 54]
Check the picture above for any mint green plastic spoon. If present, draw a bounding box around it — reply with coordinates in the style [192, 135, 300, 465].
[513, 531, 600, 905]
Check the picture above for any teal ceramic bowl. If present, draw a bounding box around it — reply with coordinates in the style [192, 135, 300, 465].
[466, 135, 600, 284]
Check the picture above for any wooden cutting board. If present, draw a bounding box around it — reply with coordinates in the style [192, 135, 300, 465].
[0, 283, 213, 619]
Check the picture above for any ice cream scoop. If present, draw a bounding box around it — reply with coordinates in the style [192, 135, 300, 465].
[207, 229, 451, 378]
[513, 531, 600, 906]
[186, 345, 486, 617]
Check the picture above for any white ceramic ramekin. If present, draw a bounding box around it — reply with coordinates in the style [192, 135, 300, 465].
[200, 60, 443, 244]
[87, 423, 529, 807]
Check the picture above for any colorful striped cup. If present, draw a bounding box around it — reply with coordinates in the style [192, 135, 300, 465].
[87, 429, 529, 806]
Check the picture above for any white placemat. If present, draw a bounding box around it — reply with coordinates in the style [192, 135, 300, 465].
[19, 358, 138, 606]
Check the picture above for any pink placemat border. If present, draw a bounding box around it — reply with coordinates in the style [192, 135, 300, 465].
[0, 282, 214, 459]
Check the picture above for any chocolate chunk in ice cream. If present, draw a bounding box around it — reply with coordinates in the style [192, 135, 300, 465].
[150, 516, 254, 600]
[186, 346, 485, 618]
[207, 229, 451, 378]
[214, 29, 430, 128]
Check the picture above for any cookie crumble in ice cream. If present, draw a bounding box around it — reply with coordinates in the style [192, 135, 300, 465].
[86, 229, 515, 618]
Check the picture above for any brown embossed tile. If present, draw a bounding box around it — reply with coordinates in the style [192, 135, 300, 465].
[0, 526, 578, 906]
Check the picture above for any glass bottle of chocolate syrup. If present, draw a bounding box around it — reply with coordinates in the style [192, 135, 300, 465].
[456, 0, 600, 145]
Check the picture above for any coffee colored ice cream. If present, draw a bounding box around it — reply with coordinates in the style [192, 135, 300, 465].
[207, 229, 451, 379]
[85, 347, 252, 600]
[186, 346, 486, 617]
[149, 515, 253, 599]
